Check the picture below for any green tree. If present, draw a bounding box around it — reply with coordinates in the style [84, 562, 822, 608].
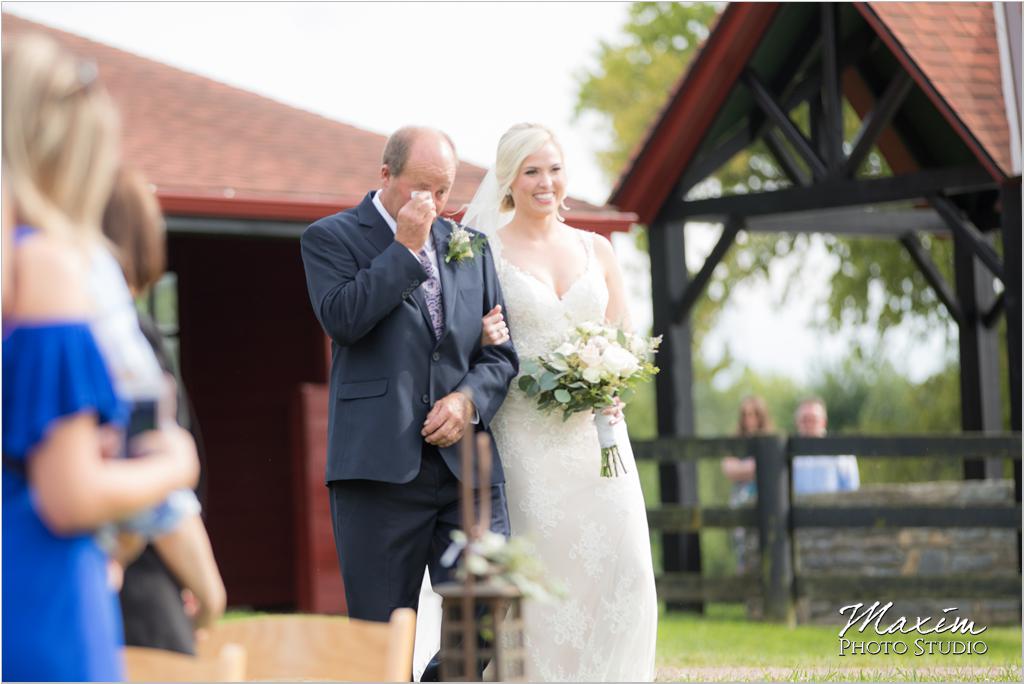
[574, 2, 722, 177]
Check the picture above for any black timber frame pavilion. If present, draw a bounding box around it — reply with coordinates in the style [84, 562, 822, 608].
[609, 2, 1022, 600]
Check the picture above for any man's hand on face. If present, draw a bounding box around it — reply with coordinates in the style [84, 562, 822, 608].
[395, 191, 436, 253]
[422, 391, 475, 448]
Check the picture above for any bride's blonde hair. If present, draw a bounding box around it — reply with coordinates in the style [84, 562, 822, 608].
[495, 123, 566, 213]
[3, 33, 121, 245]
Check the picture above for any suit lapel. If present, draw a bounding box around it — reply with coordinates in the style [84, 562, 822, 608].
[357, 192, 435, 334]
[432, 218, 459, 341]
[357, 192, 396, 255]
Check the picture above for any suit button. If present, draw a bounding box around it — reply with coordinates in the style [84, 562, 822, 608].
[421, 394, 430, 404]
[432, 352, 441, 362]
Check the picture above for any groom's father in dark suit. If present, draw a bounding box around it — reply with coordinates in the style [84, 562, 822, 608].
[300, 127, 517, 679]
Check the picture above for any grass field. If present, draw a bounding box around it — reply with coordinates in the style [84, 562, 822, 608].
[655, 604, 1023, 682]
[224, 603, 1021, 681]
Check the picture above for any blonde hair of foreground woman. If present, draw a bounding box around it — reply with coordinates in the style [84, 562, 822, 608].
[3, 32, 121, 244]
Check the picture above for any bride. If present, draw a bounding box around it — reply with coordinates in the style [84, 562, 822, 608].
[414, 123, 658, 681]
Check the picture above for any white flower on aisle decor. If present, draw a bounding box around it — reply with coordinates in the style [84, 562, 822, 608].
[441, 529, 563, 602]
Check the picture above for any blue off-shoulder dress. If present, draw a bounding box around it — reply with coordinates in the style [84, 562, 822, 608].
[3, 233, 128, 681]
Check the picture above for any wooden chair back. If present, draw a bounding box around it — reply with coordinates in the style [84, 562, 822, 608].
[123, 643, 246, 682]
[197, 609, 416, 681]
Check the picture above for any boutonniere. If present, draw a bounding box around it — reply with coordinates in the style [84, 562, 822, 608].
[444, 218, 487, 264]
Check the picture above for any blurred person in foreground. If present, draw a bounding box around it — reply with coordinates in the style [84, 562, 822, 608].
[2, 34, 198, 681]
[791, 397, 859, 495]
[2, 169, 14, 320]
[102, 166, 226, 654]
[720, 395, 774, 573]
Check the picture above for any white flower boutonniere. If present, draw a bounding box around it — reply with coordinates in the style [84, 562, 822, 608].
[444, 218, 486, 264]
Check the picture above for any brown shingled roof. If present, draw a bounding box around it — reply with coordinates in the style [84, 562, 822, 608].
[863, 1, 1013, 177]
[2, 13, 633, 231]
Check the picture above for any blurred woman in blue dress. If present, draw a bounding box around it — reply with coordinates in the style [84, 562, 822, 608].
[2, 34, 199, 681]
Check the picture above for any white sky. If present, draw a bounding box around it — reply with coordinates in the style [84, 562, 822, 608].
[4, 1, 627, 204]
[4, 1, 951, 384]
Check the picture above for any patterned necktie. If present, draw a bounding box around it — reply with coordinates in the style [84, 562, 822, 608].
[416, 248, 444, 339]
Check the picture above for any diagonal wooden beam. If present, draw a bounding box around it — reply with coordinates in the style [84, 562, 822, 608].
[742, 69, 829, 180]
[844, 70, 914, 177]
[677, 125, 754, 199]
[673, 218, 742, 325]
[676, 32, 880, 200]
[899, 232, 964, 324]
[763, 128, 812, 186]
[929, 195, 1005, 282]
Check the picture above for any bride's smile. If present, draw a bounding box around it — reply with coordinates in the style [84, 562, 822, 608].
[509, 141, 567, 218]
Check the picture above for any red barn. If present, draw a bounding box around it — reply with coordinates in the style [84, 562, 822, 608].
[2, 14, 636, 613]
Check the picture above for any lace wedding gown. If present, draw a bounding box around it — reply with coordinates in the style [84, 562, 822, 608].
[489, 228, 658, 681]
[411, 229, 658, 682]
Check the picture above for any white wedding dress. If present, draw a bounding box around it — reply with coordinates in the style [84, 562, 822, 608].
[412, 228, 658, 682]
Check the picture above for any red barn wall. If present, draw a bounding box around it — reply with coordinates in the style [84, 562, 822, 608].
[168, 234, 328, 609]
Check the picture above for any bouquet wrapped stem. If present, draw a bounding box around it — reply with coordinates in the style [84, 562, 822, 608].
[594, 412, 627, 477]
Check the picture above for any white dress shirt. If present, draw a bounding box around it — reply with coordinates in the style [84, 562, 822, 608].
[372, 190, 440, 282]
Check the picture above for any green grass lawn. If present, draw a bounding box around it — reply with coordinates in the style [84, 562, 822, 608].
[656, 604, 1022, 682]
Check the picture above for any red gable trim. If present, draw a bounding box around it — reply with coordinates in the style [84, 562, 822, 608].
[159, 192, 636, 237]
[610, 3, 781, 224]
[855, 2, 1007, 181]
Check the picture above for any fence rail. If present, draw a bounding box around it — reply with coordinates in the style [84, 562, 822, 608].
[634, 433, 1023, 622]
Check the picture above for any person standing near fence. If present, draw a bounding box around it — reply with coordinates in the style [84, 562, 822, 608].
[721, 395, 774, 573]
[791, 397, 859, 495]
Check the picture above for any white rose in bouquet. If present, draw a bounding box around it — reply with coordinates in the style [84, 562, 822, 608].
[629, 335, 649, 358]
[601, 345, 640, 378]
[555, 342, 577, 357]
[579, 339, 604, 368]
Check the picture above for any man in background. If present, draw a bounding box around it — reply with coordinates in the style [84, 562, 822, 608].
[792, 397, 860, 495]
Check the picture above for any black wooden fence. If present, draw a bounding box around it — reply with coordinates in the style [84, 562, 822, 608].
[633, 434, 1022, 623]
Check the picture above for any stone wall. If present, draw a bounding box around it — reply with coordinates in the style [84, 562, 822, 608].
[742, 480, 1020, 625]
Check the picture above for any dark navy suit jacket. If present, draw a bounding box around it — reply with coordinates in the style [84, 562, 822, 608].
[301, 192, 518, 485]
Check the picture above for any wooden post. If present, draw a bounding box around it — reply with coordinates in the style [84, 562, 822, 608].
[1000, 181, 1021, 575]
[1001, 182, 1022, 435]
[649, 214, 703, 613]
[753, 435, 795, 625]
[458, 430, 477, 679]
[953, 228, 1004, 478]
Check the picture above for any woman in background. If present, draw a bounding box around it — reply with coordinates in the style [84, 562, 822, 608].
[720, 395, 774, 572]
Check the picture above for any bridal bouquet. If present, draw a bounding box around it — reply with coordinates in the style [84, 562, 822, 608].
[517, 322, 662, 477]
